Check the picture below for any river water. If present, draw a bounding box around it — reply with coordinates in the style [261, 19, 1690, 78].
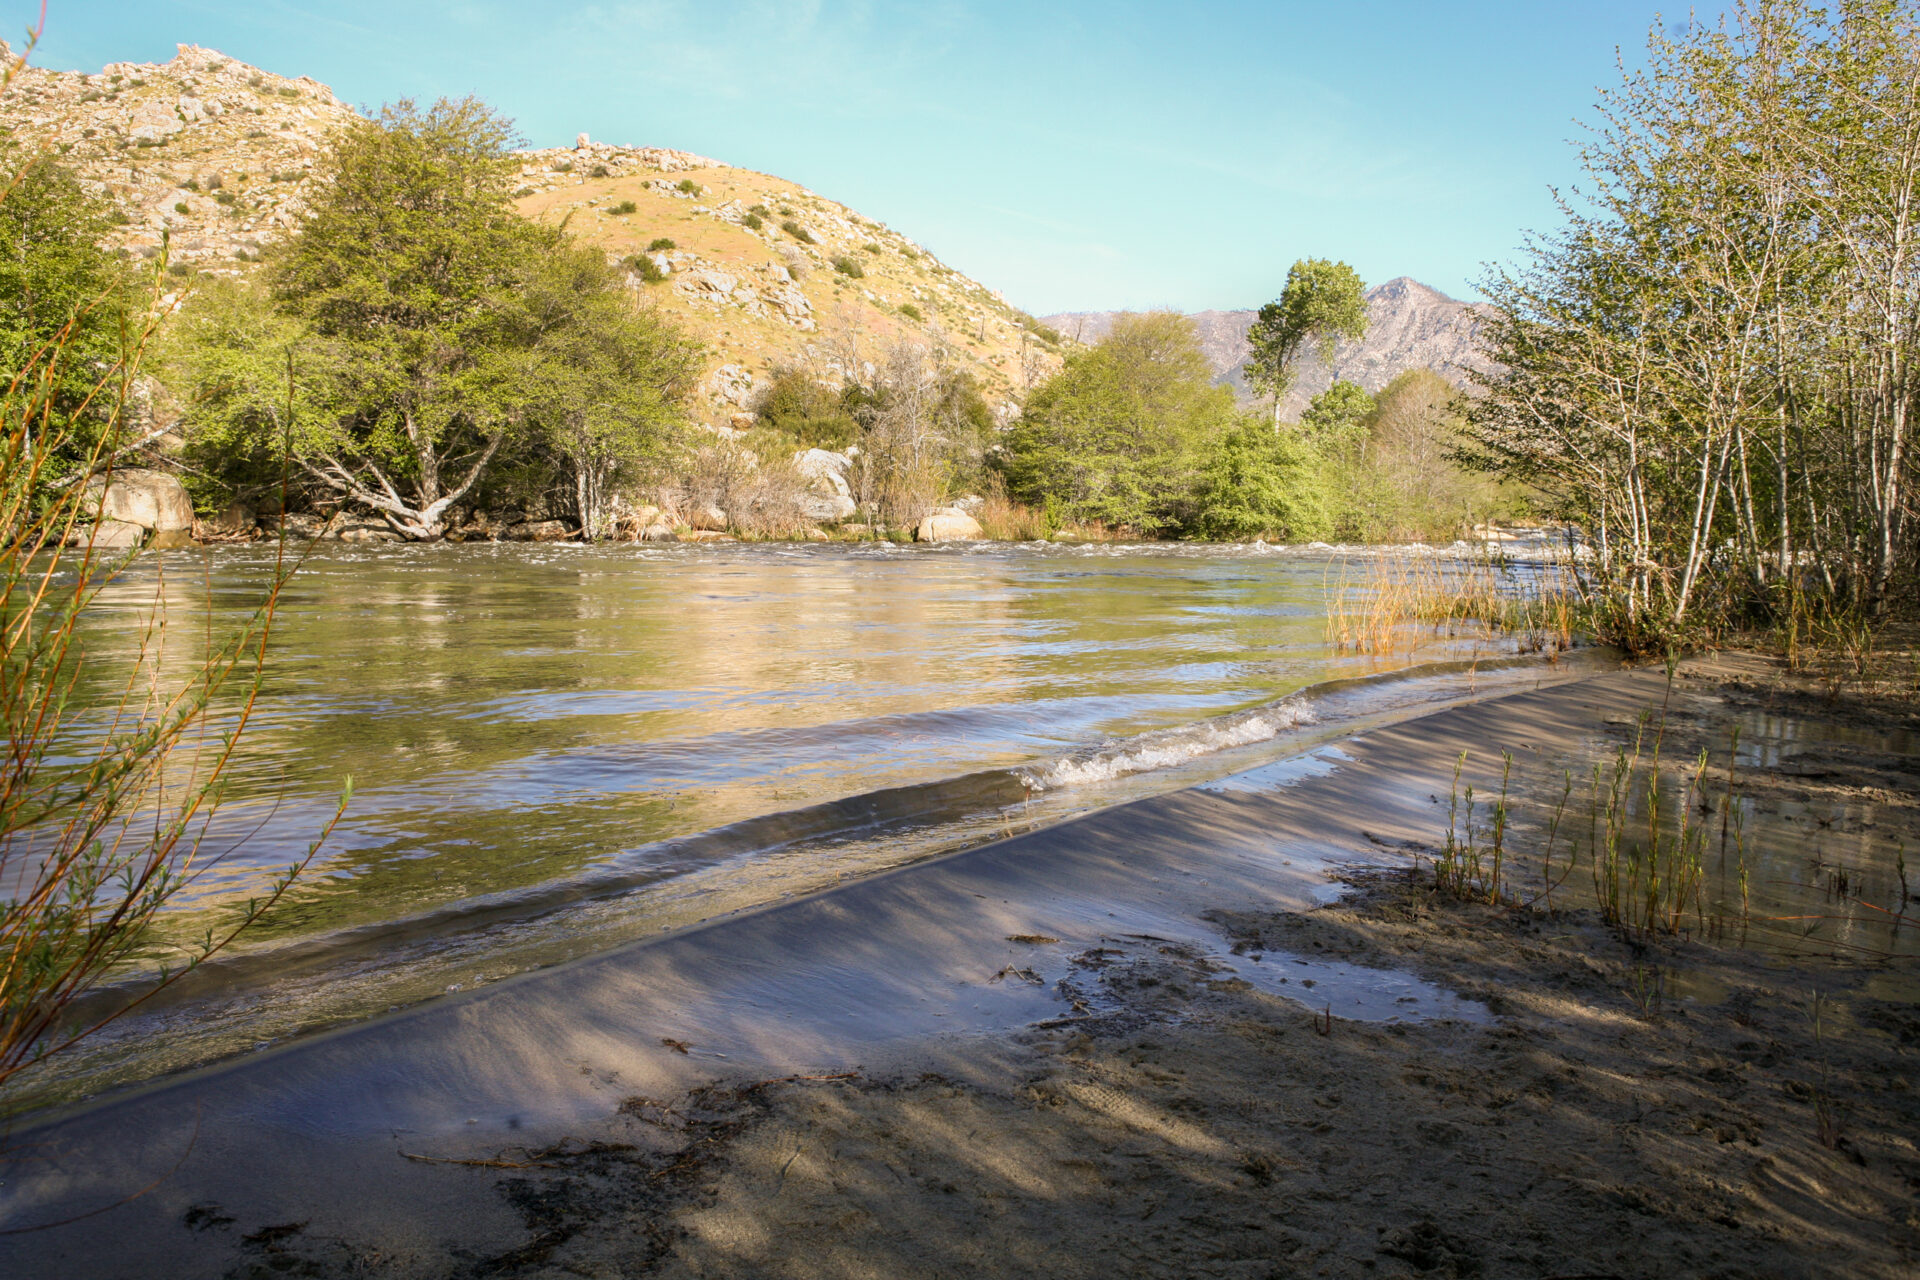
[34, 539, 1576, 1109]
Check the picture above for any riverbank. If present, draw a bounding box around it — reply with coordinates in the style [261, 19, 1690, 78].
[2, 656, 1914, 1278]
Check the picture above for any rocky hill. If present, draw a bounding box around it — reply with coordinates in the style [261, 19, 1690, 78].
[1045, 277, 1495, 416]
[0, 42, 1065, 427]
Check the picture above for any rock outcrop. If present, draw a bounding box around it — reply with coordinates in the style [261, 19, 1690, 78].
[793, 448, 856, 522]
[1045, 278, 1496, 417]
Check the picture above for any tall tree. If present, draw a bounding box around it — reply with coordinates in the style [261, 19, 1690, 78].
[513, 245, 700, 539]
[264, 97, 547, 539]
[1466, 0, 1920, 639]
[1243, 259, 1369, 429]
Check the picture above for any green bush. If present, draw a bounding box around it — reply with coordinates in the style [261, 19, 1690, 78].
[183, 178, 200, 191]
[750, 203, 771, 217]
[626, 254, 667, 283]
[831, 255, 864, 278]
[1018, 314, 1063, 346]
[607, 200, 637, 215]
[1188, 424, 1332, 541]
[590, 163, 609, 178]
[276, 86, 299, 97]
[743, 212, 764, 230]
[863, 242, 883, 254]
[676, 178, 699, 195]
[173, 201, 190, 214]
[899, 303, 923, 322]
[782, 219, 816, 244]
[647, 236, 676, 252]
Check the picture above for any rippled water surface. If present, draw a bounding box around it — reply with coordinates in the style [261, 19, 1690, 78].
[42, 540, 1570, 1105]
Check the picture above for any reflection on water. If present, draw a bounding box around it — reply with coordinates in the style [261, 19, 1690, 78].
[35, 540, 1564, 1108]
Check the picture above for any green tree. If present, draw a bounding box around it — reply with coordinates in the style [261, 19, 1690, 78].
[1467, 0, 1920, 639]
[1001, 312, 1232, 532]
[514, 245, 700, 539]
[1301, 380, 1375, 441]
[0, 147, 137, 471]
[1189, 421, 1331, 541]
[1244, 259, 1369, 429]
[262, 96, 552, 538]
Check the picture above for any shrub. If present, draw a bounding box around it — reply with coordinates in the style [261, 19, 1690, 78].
[646, 236, 676, 252]
[214, 191, 236, 205]
[276, 86, 299, 97]
[205, 173, 223, 190]
[183, 178, 200, 191]
[749, 204, 771, 217]
[552, 159, 573, 173]
[863, 242, 883, 254]
[676, 178, 699, 194]
[899, 303, 923, 322]
[173, 201, 190, 214]
[831, 255, 864, 278]
[626, 253, 666, 283]
[590, 163, 609, 177]
[742, 212, 764, 230]
[1019, 314, 1063, 346]
[607, 199, 637, 215]
[781, 219, 816, 244]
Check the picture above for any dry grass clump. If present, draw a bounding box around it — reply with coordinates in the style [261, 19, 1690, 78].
[663, 435, 817, 538]
[972, 494, 1049, 541]
[1324, 554, 1578, 658]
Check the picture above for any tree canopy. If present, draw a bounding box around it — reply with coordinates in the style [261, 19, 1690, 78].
[0, 147, 138, 470]
[999, 312, 1234, 533]
[1243, 259, 1368, 427]
[1466, 0, 1920, 640]
[170, 95, 697, 538]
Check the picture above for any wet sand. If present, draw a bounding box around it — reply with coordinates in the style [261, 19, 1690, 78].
[2, 657, 1915, 1278]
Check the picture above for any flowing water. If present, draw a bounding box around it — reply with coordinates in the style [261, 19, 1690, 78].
[30, 539, 1584, 1109]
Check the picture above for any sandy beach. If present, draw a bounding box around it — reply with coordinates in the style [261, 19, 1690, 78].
[2, 656, 1915, 1279]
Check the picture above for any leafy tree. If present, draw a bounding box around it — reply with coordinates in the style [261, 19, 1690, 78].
[1301, 380, 1375, 442]
[0, 147, 137, 470]
[1189, 421, 1331, 541]
[261, 96, 553, 538]
[1244, 259, 1368, 428]
[513, 244, 700, 539]
[1001, 312, 1232, 532]
[1467, 0, 1920, 637]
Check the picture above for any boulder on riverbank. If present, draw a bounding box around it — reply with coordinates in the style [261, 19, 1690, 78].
[914, 507, 984, 543]
[81, 468, 194, 549]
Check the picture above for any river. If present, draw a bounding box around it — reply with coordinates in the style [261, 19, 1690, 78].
[32, 539, 1575, 1110]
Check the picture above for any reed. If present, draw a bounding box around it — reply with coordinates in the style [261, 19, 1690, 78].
[1324, 553, 1579, 659]
[1433, 708, 1713, 938]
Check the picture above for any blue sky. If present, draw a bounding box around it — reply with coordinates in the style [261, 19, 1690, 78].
[15, 2, 1709, 314]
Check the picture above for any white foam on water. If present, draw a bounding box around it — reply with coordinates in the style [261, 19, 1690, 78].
[1019, 699, 1317, 790]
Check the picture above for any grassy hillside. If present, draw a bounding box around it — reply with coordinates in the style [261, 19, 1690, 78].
[0, 41, 1067, 426]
